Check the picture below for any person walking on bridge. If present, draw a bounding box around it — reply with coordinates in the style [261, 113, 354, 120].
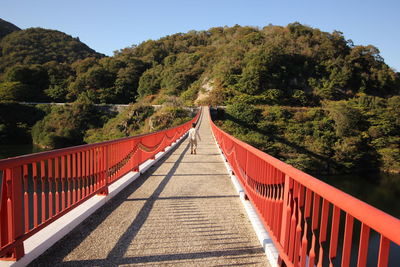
[188, 122, 201, 154]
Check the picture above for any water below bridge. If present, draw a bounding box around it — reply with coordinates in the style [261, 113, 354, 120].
[28, 111, 270, 266]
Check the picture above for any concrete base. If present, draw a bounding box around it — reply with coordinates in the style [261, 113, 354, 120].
[1, 134, 187, 267]
[213, 137, 279, 267]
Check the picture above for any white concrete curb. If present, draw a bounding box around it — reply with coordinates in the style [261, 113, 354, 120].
[1, 133, 188, 267]
[211, 134, 279, 267]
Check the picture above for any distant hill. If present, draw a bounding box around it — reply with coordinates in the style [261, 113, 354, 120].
[0, 27, 104, 71]
[0, 21, 398, 105]
[0, 18, 20, 39]
[118, 23, 399, 106]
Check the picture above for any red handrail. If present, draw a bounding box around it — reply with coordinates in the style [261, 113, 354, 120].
[208, 107, 400, 267]
[0, 110, 200, 260]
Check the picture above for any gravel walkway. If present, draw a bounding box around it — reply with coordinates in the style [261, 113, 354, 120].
[29, 109, 270, 266]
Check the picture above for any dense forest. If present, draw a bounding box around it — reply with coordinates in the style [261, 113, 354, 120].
[216, 95, 400, 174]
[0, 19, 399, 173]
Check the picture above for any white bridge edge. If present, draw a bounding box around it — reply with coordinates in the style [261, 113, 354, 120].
[211, 132, 280, 267]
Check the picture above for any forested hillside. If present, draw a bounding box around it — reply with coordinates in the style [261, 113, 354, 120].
[0, 18, 399, 173]
[1, 21, 398, 105]
[216, 95, 400, 174]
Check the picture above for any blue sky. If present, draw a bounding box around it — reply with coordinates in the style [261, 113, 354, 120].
[1, 0, 399, 71]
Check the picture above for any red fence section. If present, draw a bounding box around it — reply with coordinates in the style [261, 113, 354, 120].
[0, 110, 200, 260]
[209, 108, 400, 267]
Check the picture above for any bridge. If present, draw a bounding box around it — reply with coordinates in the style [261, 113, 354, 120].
[1, 107, 399, 266]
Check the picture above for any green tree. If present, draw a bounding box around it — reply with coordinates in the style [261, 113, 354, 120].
[3, 64, 49, 101]
[326, 101, 364, 137]
[138, 65, 163, 97]
[43, 61, 74, 101]
[0, 81, 26, 101]
[32, 100, 110, 148]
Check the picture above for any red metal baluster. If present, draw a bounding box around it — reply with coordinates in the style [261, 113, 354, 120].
[5, 169, 13, 245]
[280, 174, 292, 255]
[317, 199, 329, 267]
[72, 153, 76, 204]
[357, 223, 370, 267]
[4, 168, 25, 259]
[300, 188, 312, 267]
[293, 184, 304, 267]
[48, 159, 53, 218]
[94, 149, 98, 191]
[77, 152, 81, 201]
[288, 184, 297, 262]
[90, 149, 94, 193]
[1, 171, 5, 248]
[55, 157, 60, 214]
[40, 160, 46, 224]
[276, 171, 285, 240]
[104, 145, 109, 187]
[86, 150, 90, 194]
[61, 156, 66, 211]
[101, 146, 108, 195]
[96, 148, 100, 190]
[329, 205, 341, 267]
[377, 236, 390, 267]
[92, 149, 96, 191]
[33, 163, 38, 227]
[23, 165, 29, 232]
[308, 193, 321, 267]
[341, 213, 354, 267]
[67, 154, 71, 208]
[82, 151, 86, 198]
[98, 148, 102, 189]
[97, 147, 103, 192]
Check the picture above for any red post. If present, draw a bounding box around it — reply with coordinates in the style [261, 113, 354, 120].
[77, 152, 81, 202]
[377, 236, 390, 267]
[67, 155, 71, 208]
[55, 157, 60, 214]
[23, 165, 29, 233]
[33, 163, 38, 227]
[358, 223, 370, 267]
[329, 205, 341, 265]
[341, 214, 354, 267]
[40, 160, 46, 224]
[48, 159, 53, 218]
[72, 154, 76, 204]
[61, 156, 66, 211]
[97, 147, 108, 196]
[1, 168, 25, 260]
[280, 174, 291, 251]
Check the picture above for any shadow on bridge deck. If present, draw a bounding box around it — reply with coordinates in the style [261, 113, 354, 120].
[29, 111, 270, 267]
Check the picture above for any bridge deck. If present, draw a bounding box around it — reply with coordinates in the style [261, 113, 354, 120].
[29, 111, 270, 266]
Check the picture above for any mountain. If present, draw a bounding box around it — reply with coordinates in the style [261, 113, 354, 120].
[0, 21, 399, 105]
[119, 23, 399, 106]
[0, 18, 20, 39]
[0, 27, 104, 71]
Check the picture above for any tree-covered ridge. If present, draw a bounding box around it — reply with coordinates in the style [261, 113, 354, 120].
[216, 95, 400, 174]
[0, 27, 103, 71]
[0, 21, 398, 105]
[120, 23, 400, 106]
[0, 18, 20, 40]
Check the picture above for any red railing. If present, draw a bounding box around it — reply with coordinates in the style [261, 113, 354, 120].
[0, 110, 200, 260]
[209, 108, 400, 267]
